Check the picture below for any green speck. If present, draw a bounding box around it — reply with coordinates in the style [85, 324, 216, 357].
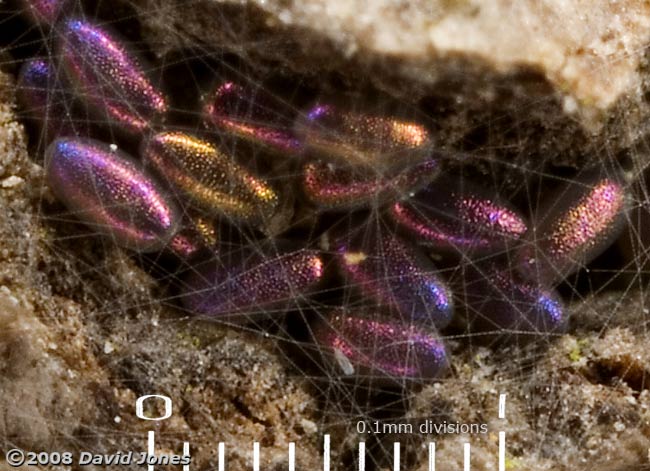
[505, 456, 520, 469]
[568, 339, 589, 362]
[176, 332, 202, 348]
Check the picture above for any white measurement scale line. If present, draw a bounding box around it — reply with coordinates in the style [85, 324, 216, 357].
[324, 434, 330, 471]
[464, 443, 470, 471]
[428, 442, 435, 471]
[499, 432, 506, 471]
[253, 442, 260, 471]
[289, 442, 295, 471]
[393, 442, 400, 471]
[147, 431, 155, 471]
[218, 442, 225, 471]
[183, 441, 190, 471]
[498, 393, 507, 419]
[499, 392, 507, 471]
[358, 442, 365, 471]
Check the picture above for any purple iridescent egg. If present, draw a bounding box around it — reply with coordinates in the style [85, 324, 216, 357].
[313, 308, 448, 382]
[389, 178, 528, 255]
[58, 18, 168, 135]
[203, 81, 302, 155]
[516, 169, 630, 286]
[295, 102, 433, 174]
[459, 265, 566, 342]
[302, 159, 439, 210]
[181, 243, 324, 322]
[46, 137, 180, 252]
[18, 58, 89, 142]
[333, 222, 453, 329]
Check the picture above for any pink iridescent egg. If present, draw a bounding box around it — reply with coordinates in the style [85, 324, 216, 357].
[203, 81, 302, 155]
[302, 159, 439, 210]
[46, 137, 180, 252]
[333, 222, 453, 329]
[58, 18, 168, 135]
[313, 308, 448, 382]
[390, 178, 528, 255]
[295, 102, 433, 174]
[516, 169, 630, 286]
[181, 244, 324, 322]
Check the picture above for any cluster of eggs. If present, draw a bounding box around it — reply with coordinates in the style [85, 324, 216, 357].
[16, 0, 631, 384]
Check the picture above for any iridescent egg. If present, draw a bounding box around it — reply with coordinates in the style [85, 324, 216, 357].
[181, 244, 324, 322]
[203, 81, 302, 155]
[459, 265, 566, 341]
[389, 178, 528, 255]
[295, 102, 433, 174]
[516, 169, 630, 286]
[313, 308, 448, 381]
[302, 159, 439, 210]
[18, 59, 90, 143]
[141, 131, 280, 226]
[333, 222, 453, 328]
[58, 18, 168, 135]
[45, 137, 180, 252]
